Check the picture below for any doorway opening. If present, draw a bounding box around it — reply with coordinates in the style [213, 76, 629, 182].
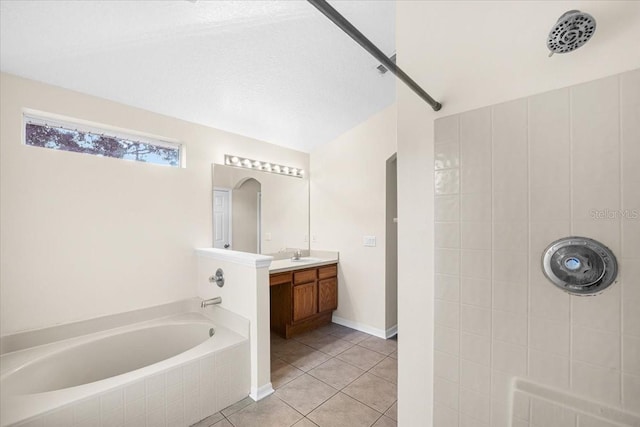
[213, 178, 262, 252]
[233, 178, 261, 253]
[213, 188, 231, 249]
[385, 153, 398, 337]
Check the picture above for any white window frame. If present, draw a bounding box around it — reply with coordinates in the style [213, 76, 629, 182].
[22, 109, 185, 168]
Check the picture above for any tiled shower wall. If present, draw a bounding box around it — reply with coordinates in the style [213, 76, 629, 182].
[433, 69, 640, 427]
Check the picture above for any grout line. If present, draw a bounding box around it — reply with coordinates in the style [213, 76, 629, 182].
[489, 105, 495, 424]
[371, 413, 386, 426]
[303, 417, 321, 426]
[525, 95, 531, 384]
[270, 392, 308, 419]
[270, 376, 334, 422]
[455, 113, 462, 427]
[568, 86, 574, 390]
[618, 74, 624, 407]
[457, 385, 491, 424]
[336, 390, 387, 419]
[570, 357, 624, 372]
[526, 96, 533, 420]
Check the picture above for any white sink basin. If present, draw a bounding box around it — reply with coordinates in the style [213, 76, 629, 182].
[290, 257, 324, 263]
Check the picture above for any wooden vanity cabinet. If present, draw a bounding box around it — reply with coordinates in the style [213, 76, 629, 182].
[318, 277, 338, 312]
[292, 282, 317, 321]
[270, 263, 338, 338]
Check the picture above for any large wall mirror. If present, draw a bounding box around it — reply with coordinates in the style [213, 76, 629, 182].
[212, 163, 309, 255]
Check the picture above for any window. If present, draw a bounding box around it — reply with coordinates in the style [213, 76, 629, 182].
[24, 112, 182, 167]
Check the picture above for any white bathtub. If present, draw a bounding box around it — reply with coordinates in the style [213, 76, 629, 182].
[0, 301, 250, 426]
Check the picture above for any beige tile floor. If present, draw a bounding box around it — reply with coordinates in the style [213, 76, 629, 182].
[192, 323, 398, 427]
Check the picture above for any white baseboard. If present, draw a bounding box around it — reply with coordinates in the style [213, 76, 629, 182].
[250, 383, 274, 401]
[385, 324, 398, 339]
[331, 315, 397, 339]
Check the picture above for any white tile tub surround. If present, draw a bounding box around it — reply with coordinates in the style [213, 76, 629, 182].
[514, 378, 640, 427]
[12, 346, 250, 427]
[1, 301, 250, 427]
[433, 69, 640, 427]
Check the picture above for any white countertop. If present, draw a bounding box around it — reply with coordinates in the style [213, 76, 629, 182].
[269, 252, 339, 274]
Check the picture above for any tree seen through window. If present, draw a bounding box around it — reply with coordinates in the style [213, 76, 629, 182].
[25, 122, 180, 167]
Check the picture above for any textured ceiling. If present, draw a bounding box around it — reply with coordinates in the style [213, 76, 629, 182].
[0, 0, 396, 152]
[7, 1, 635, 154]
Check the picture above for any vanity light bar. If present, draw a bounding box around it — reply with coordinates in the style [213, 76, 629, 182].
[224, 155, 305, 178]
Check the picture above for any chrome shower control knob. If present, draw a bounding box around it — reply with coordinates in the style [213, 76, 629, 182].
[564, 257, 582, 271]
[541, 236, 617, 296]
[209, 268, 225, 287]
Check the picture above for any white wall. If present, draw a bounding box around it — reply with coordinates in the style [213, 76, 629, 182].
[0, 72, 308, 335]
[396, 1, 640, 425]
[396, 84, 436, 425]
[310, 104, 397, 336]
[433, 71, 640, 426]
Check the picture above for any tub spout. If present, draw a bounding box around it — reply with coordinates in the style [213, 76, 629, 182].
[201, 297, 222, 308]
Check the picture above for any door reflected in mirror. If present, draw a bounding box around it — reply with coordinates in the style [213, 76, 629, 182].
[212, 163, 309, 255]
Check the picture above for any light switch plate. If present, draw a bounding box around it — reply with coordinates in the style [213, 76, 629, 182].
[265, 232, 272, 241]
[363, 236, 376, 247]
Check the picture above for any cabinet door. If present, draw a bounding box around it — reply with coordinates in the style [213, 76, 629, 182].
[293, 282, 317, 322]
[318, 277, 338, 312]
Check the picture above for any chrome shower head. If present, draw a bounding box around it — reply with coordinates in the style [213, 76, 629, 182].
[547, 10, 596, 57]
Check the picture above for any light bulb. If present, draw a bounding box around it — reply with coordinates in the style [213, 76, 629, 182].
[273, 165, 281, 173]
[283, 167, 289, 174]
[299, 170, 305, 176]
[231, 156, 239, 164]
[291, 168, 298, 175]
[253, 160, 261, 168]
[243, 159, 252, 167]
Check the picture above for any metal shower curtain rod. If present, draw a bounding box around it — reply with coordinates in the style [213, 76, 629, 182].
[307, 0, 442, 111]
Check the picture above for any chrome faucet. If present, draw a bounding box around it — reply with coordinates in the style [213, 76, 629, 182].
[292, 249, 302, 260]
[201, 297, 222, 308]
